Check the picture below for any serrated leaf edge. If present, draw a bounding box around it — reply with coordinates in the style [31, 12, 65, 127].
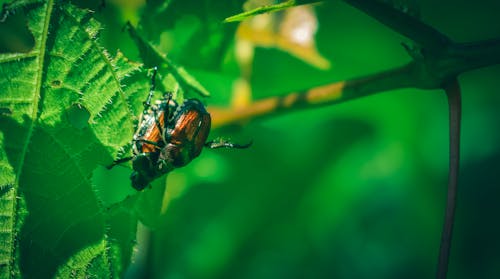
[2, 1, 135, 277]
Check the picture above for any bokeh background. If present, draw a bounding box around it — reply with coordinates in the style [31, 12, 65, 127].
[3, 0, 500, 278]
[97, 1, 500, 278]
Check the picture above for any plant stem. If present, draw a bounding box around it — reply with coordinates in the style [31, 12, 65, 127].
[209, 63, 416, 128]
[436, 79, 461, 279]
[342, 0, 450, 50]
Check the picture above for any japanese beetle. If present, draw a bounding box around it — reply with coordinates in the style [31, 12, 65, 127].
[110, 67, 251, 190]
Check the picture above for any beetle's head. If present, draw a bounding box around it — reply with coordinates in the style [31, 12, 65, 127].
[130, 153, 158, 190]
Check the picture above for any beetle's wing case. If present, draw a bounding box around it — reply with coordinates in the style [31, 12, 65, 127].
[133, 103, 166, 154]
[164, 99, 211, 167]
[170, 99, 211, 145]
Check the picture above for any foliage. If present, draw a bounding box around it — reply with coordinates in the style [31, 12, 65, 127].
[0, 1, 146, 277]
[1, 0, 500, 279]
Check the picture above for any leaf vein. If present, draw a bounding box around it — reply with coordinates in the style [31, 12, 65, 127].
[0, 53, 38, 63]
[9, 1, 54, 278]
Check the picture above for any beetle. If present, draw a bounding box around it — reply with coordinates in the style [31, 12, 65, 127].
[109, 67, 251, 190]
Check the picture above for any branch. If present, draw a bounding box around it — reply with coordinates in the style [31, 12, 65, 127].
[208, 34, 500, 128]
[342, 0, 450, 51]
[211, 0, 500, 129]
[448, 38, 500, 74]
[209, 63, 416, 128]
[436, 79, 461, 279]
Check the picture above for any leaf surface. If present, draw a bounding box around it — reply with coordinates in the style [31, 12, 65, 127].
[0, 1, 146, 277]
[126, 22, 210, 98]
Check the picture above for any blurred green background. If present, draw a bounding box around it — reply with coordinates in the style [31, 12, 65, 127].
[5, 0, 499, 278]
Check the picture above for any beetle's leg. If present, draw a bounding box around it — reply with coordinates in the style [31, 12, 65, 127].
[108, 139, 162, 169]
[144, 66, 158, 111]
[204, 139, 253, 149]
[134, 139, 162, 149]
[107, 156, 134, 169]
[163, 92, 175, 125]
[141, 66, 158, 119]
[165, 93, 177, 119]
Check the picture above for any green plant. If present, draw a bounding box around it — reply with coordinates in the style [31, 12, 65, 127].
[1, 0, 499, 278]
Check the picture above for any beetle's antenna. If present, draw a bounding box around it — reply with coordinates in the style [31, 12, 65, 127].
[205, 139, 253, 149]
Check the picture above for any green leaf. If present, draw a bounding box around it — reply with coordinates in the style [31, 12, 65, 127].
[126, 22, 210, 98]
[0, 1, 146, 277]
[138, 0, 243, 70]
[224, 0, 321, 22]
[54, 239, 114, 278]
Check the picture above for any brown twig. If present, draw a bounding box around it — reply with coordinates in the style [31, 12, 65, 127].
[209, 63, 416, 128]
[437, 79, 461, 279]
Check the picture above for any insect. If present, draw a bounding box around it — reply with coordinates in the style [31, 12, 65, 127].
[110, 67, 251, 190]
